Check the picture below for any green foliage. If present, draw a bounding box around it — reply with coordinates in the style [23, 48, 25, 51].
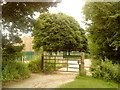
[2, 2, 58, 63]
[33, 13, 87, 52]
[28, 56, 42, 73]
[83, 2, 120, 63]
[2, 1, 59, 69]
[2, 61, 30, 82]
[2, 2, 58, 32]
[2, 34, 24, 62]
[1, 2, 59, 84]
[91, 59, 119, 83]
[16, 62, 31, 78]
[84, 53, 91, 59]
[44, 62, 55, 73]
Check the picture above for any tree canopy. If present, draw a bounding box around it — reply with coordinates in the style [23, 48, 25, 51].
[2, 2, 58, 32]
[83, 2, 120, 63]
[33, 13, 87, 52]
[2, 2, 59, 60]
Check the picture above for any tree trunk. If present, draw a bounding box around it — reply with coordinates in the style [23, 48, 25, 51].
[68, 51, 70, 56]
[68, 50, 71, 56]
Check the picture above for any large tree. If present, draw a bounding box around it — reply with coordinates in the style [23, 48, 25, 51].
[83, 2, 120, 63]
[33, 13, 87, 52]
[1, 1, 60, 81]
[1, 2, 59, 60]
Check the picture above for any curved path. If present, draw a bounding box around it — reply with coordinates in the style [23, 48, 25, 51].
[4, 73, 76, 88]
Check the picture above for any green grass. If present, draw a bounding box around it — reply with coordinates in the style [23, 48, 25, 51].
[59, 76, 118, 88]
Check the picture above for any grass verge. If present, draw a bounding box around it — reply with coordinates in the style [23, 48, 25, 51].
[59, 76, 118, 88]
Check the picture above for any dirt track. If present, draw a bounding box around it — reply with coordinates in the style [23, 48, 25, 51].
[4, 73, 76, 88]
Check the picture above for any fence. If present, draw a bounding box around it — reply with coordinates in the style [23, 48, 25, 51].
[16, 51, 40, 62]
[42, 52, 81, 73]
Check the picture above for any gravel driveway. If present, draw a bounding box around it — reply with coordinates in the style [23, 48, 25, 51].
[4, 73, 76, 88]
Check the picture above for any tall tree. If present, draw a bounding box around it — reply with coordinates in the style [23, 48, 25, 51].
[1, 2, 60, 81]
[33, 13, 87, 52]
[1, 2, 59, 60]
[83, 2, 120, 63]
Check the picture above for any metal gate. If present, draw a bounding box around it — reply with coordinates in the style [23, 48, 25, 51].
[42, 52, 81, 73]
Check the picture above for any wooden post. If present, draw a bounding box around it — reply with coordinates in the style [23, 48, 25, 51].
[80, 52, 85, 75]
[79, 63, 81, 74]
[81, 52, 84, 68]
[54, 55, 56, 71]
[67, 57, 68, 72]
[22, 56, 24, 62]
[41, 53, 44, 72]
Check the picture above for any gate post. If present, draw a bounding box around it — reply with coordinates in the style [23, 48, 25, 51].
[67, 57, 68, 72]
[54, 54, 56, 71]
[81, 52, 84, 68]
[79, 52, 85, 76]
[41, 53, 44, 72]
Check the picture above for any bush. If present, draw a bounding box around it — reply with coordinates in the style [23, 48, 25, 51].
[91, 58, 120, 83]
[43, 62, 55, 73]
[28, 56, 42, 73]
[2, 61, 31, 82]
[84, 53, 91, 59]
[16, 62, 31, 78]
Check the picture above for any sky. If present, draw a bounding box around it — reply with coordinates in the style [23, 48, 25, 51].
[49, 0, 86, 29]
[34, 0, 86, 29]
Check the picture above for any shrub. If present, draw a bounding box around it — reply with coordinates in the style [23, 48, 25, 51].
[2, 61, 31, 82]
[16, 62, 31, 79]
[44, 63, 55, 73]
[84, 53, 91, 59]
[91, 58, 119, 83]
[28, 56, 42, 73]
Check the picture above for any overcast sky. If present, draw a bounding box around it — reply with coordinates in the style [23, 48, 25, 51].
[34, 0, 86, 29]
[49, 0, 86, 29]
